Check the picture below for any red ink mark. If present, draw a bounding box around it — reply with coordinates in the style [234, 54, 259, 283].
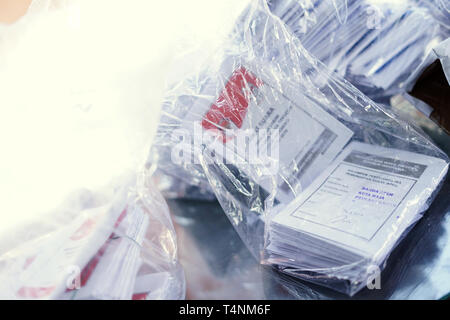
[132, 292, 148, 300]
[67, 208, 129, 290]
[17, 286, 55, 298]
[202, 67, 262, 142]
[70, 219, 96, 241]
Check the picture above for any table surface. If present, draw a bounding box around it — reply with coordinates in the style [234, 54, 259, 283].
[169, 99, 450, 300]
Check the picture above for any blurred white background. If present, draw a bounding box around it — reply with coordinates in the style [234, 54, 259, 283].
[0, 0, 249, 238]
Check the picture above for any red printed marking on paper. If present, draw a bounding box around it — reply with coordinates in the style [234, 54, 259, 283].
[132, 292, 148, 300]
[67, 208, 128, 290]
[70, 218, 96, 241]
[23, 256, 36, 270]
[17, 286, 56, 298]
[202, 67, 262, 142]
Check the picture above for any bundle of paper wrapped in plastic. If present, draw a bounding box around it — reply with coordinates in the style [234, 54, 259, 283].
[150, 0, 449, 295]
[0, 174, 185, 300]
[1, 0, 448, 299]
[267, 0, 445, 101]
[153, 0, 449, 201]
[0, 0, 185, 300]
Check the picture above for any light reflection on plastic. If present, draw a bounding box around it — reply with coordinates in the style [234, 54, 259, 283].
[0, 0, 249, 237]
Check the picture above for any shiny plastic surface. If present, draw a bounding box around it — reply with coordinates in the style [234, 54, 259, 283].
[0, 0, 185, 300]
[268, 0, 444, 101]
[151, 0, 449, 295]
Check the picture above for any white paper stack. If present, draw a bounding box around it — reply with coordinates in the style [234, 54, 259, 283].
[268, 0, 441, 98]
[0, 200, 152, 300]
[64, 204, 150, 300]
[267, 142, 449, 290]
[179, 62, 354, 203]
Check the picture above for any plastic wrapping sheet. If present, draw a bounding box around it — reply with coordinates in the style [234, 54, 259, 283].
[170, 99, 450, 299]
[170, 167, 450, 300]
[0, 172, 185, 300]
[151, 0, 449, 295]
[267, 0, 443, 101]
[140, 0, 251, 201]
[415, 0, 450, 36]
[0, 0, 185, 299]
[153, 171, 216, 201]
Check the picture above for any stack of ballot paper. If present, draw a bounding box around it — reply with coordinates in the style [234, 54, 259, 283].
[268, 0, 441, 98]
[267, 141, 449, 292]
[0, 199, 158, 300]
[174, 60, 354, 204]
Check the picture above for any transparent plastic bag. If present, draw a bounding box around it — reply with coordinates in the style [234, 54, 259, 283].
[267, 0, 443, 101]
[151, 0, 449, 295]
[0, 172, 185, 300]
[152, 170, 216, 201]
[0, 0, 185, 300]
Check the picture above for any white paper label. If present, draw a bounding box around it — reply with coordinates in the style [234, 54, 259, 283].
[272, 142, 449, 257]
